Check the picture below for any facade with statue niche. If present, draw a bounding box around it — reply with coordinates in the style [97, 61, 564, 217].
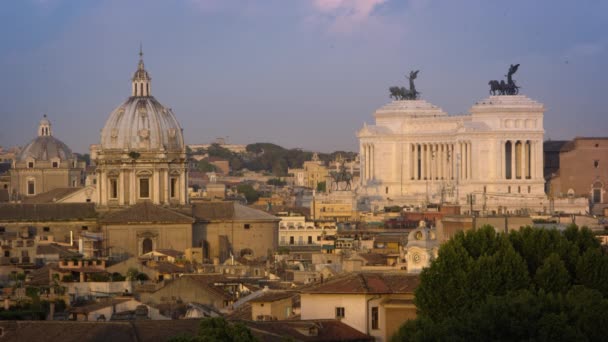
[90, 50, 188, 208]
[404, 221, 439, 274]
[358, 69, 547, 214]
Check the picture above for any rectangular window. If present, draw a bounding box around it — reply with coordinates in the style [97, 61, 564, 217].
[110, 179, 118, 199]
[317, 236, 321, 241]
[308, 236, 313, 244]
[139, 178, 150, 198]
[528, 186, 531, 194]
[335, 307, 345, 319]
[28, 162, 34, 168]
[52, 161, 58, 168]
[289, 236, 294, 245]
[371, 307, 379, 330]
[27, 180, 35, 195]
[43, 227, 50, 232]
[81, 226, 88, 231]
[0, 227, 5, 232]
[170, 177, 177, 198]
[4, 251, 9, 257]
[244, 224, 251, 229]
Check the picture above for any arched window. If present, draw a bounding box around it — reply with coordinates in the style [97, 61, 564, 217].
[142, 238, 153, 254]
[140, 83, 144, 96]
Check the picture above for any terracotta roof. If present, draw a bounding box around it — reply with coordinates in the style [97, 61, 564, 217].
[148, 261, 187, 274]
[0, 320, 201, 342]
[27, 263, 57, 286]
[36, 244, 80, 258]
[22, 187, 83, 204]
[249, 291, 296, 303]
[355, 253, 387, 266]
[192, 201, 279, 222]
[301, 272, 419, 294]
[99, 202, 194, 224]
[153, 249, 183, 258]
[242, 319, 374, 342]
[69, 298, 132, 314]
[0, 203, 97, 221]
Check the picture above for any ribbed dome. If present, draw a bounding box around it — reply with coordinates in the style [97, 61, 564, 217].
[17, 136, 73, 162]
[100, 96, 184, 152]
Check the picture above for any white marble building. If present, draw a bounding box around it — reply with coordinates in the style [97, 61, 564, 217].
[357, 95, 547, 214]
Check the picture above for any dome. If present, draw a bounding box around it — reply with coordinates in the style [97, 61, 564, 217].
[17, 135, 73, 162]
[99, 50, 184, 152]
[100, 97, 184, 151]
[17, 115, 74, 162]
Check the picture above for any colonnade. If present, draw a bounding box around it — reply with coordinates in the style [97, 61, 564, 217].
[503, 140, 538, 180]
[362, 143, 375, 181]
[406, 141, 472, 181]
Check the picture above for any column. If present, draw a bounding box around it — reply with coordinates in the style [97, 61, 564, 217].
[163, 169, 170, 204]
[510, 141, 516, 181]
[96, 170, 102, 204]
[421, 144, 427, 180]
[441, 143, 448, 179]
[530, 141, 536, 180]
[524, 141, 530, 179]
[467, 142, 472, 180]
[152, 170, 159, 204]
[130, 170, 136, 204]
[416, 144, 421, 180]
[404, 143, 410, 181]
[179, 170, 186, 204]
[99, 171, 106, 205]
[520, 141, 526, 180]
[451, 144, 455, 180]
[118, 170, 125, 205]
[369, 145, 376, 179]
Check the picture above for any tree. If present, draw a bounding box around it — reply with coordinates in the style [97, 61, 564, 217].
[169, 317, 257, 342]
[316, 181, 326, 193]
[394, 225, 608, 341]
[236, 184, 260, 204]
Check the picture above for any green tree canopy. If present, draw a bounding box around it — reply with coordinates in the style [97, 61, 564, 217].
[393, 225, 608, 341]
[169, 317, 257, 342]
[236, 184, 260, 204]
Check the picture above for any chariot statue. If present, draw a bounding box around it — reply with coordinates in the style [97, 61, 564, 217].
[389, 70, 420, 100]
[489, 64, 520, 95]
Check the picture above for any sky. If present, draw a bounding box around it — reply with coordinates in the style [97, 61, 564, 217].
[0, 0, 607, 153]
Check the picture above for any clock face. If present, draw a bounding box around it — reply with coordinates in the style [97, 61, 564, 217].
[412, 253, 421, 263]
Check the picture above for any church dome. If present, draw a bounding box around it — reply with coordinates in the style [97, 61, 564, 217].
[17, 115, 74, 162]
[99, 50, 184, 152]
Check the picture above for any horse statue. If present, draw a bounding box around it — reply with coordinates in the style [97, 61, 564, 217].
[329, 161, 353, 191]
[389, 70, 420, 100]
[489, 64, 520, 95]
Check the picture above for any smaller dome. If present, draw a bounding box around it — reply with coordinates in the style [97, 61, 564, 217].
[17, 116, 73, 162]
[17, 136, 73, 162]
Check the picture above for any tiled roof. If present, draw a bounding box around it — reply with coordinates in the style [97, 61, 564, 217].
[356, 253, 387, 266]
[69, 298, 132, 314]
[301, 272, 419, 294]
[192, 201, 279, 222]
[0, 203, 97, 221]
[99, 202, 194, 224]
[241, 319, 374, 342]
[22, 187, 83, 204]
[36, 244, 80, 258]
[249, 291, 296, 303]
